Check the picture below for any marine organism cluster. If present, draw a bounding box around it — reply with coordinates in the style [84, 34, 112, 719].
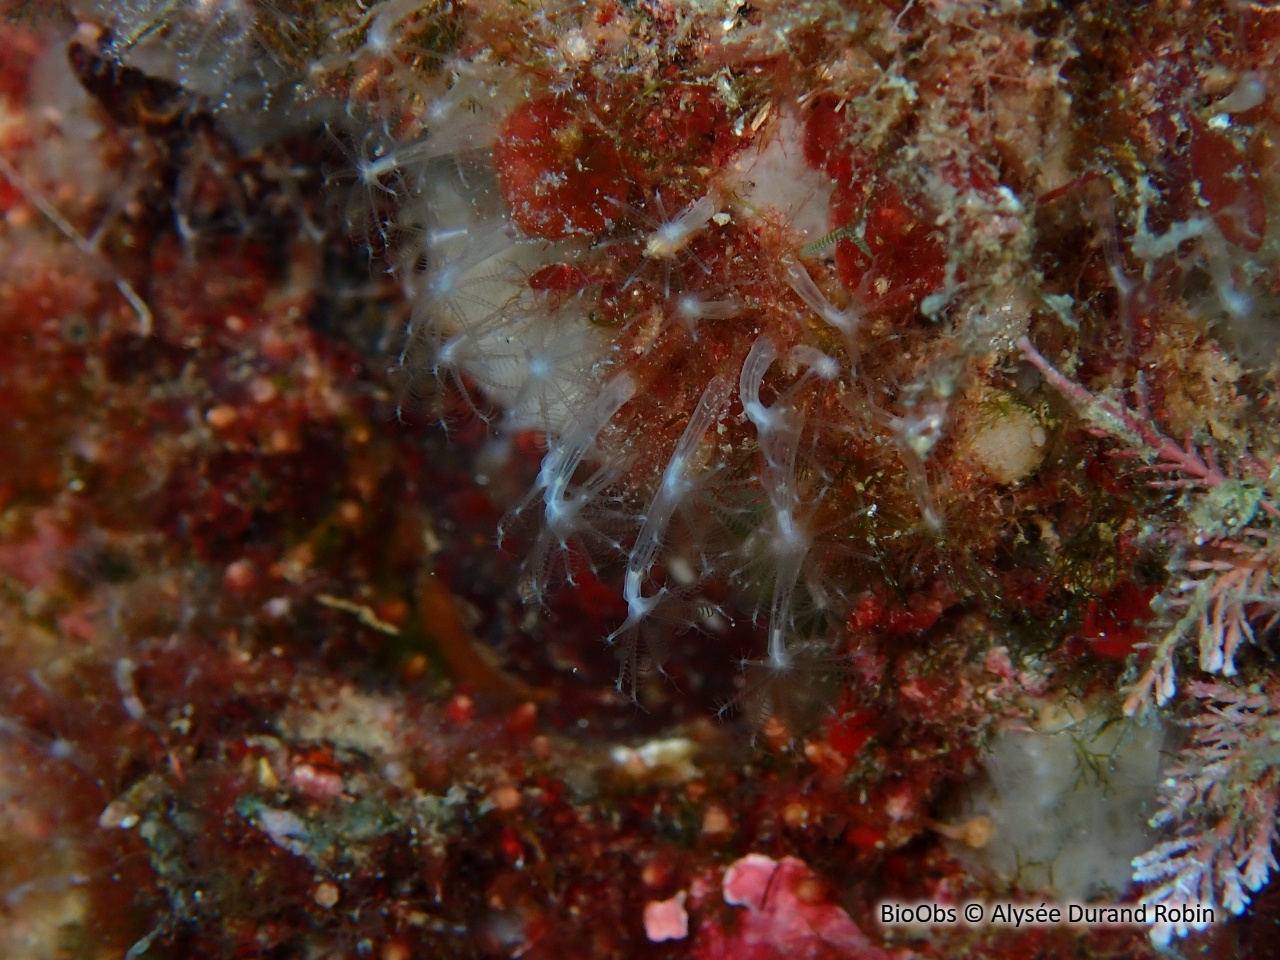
[2, 1, 1280, 957]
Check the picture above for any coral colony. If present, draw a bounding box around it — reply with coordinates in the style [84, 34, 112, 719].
[3, 0, 1280, 956]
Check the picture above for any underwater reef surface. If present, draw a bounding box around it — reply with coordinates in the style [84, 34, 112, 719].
[1, 1, 1280, 957]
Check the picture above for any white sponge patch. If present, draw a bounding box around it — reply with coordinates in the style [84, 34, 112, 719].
[957, 703, 1165, 903]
